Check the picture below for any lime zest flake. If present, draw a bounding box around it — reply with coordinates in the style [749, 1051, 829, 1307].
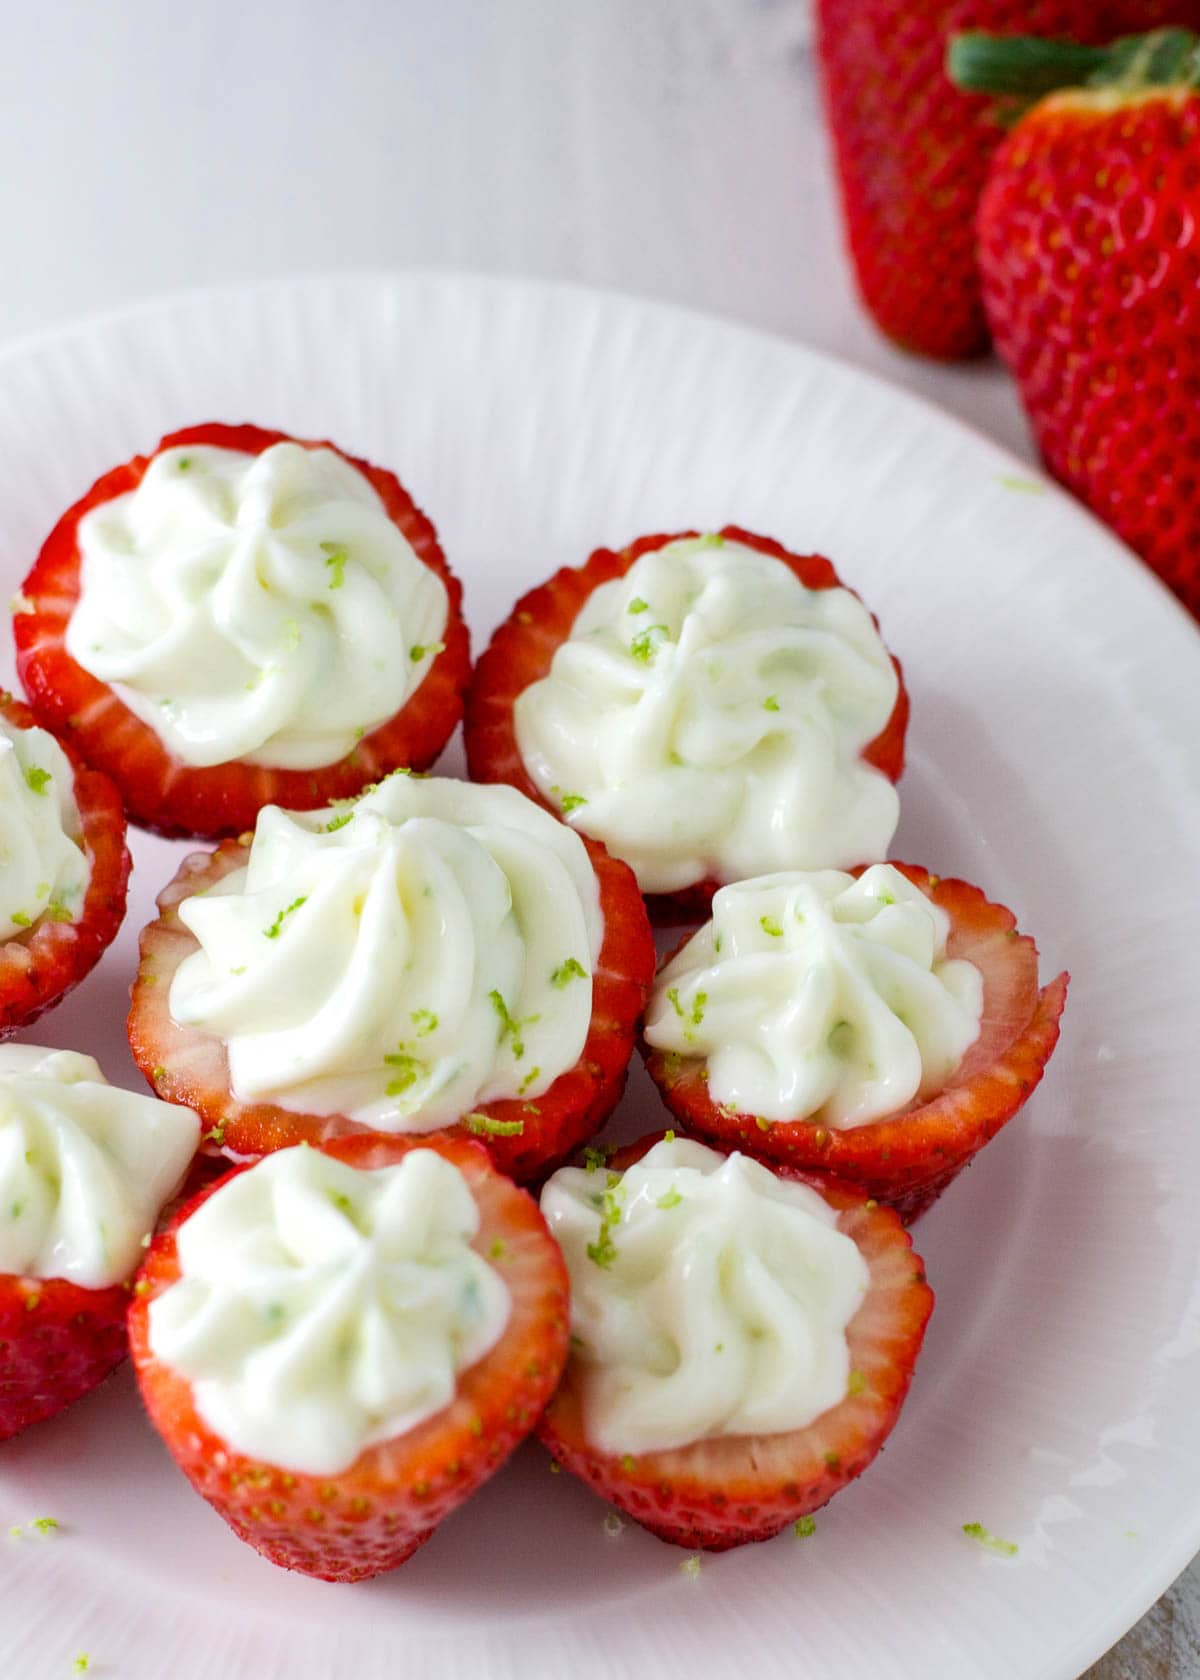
[794, 1515, 816, 1538]
[74, 1657, 90, 1674]
[464, 1113, 524, 1137]
[550, 957, 588, 989]
[550, 785, 588, 814]
[627, 597, 649, 615]
[847, 1369, 867, 1396]
[489, 1238, 507, 1261]
[630, 624, 671, 663]
[23, 766, 51, 796]
[760, 914, 784, 938]
[411, 1009, 438, 1037]
[996, 473, 1047, 495]
[383, 1048, 427, 1098]
[319, 541, 349, 589]
[410, 641, 445, 663]
[697, 532, 725, 549]
[263, 896, 307, 939]
[656, 1188, 683, 1210]
[583, 1145, 614, 1173]
[517, 1065, 541, 1096]
[763, 694, 780, 712]
[962, 1522, 1018, 1557]
[586, 1220, 619, 1269]
[489, 989, 539, 1060]
[10, 912, 30, 928]
[679, 1553, 702, 1579]
[666, 986, 706, 1041]
[205, 1125, 226, 1147]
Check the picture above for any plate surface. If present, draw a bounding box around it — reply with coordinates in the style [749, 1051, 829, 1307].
[0, 272, 1197, 1680]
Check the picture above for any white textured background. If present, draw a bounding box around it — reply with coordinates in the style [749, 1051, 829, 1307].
[0, 3, 1192, 1674]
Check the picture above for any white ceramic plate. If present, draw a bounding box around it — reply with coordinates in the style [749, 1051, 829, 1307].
[0, 273, 1197, 1680]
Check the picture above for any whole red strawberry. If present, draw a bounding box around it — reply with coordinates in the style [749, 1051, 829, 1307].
[953, 27, 1200, 612]
[815, 1, 1200, 359]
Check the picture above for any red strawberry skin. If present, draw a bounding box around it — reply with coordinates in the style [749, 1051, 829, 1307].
[0, 1272, 129, 1441]
[128, 829, 654, 1182]
[0, 691, 129, 1037]
[129, 1133, 570, 1583]
[815, 1, 1200, 360]
[539, 1138, 933, 1550]
[642, 865, 1068, 1223]
[465, 527, 909, 925]
[976, 87, 1200, 614]
[14, 423, 471, 839]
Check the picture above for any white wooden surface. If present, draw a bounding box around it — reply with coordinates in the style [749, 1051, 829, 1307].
[0, 3, 1192, 1672]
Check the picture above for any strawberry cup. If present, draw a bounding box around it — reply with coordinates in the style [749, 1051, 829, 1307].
[0, 691, 128, 1036]
[0, 1046, 199, 1440]
[14, 423, 471, 839]
[538, 1133, 933, 1549]
[641, 863, 1068, 1223]
[465, 527, 909, 923]
[128, 776, 655, 1182]
[129, 1133, 570, 1582]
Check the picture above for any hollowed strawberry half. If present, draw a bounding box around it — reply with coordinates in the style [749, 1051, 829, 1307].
[129, 1132, 570, 1583]
[641, 865, 1068, 1222]
[539, 1133, 933, 1550]
[464, 526, 909, 923]
[128, 830, 655, 1182]
[15, 422, 471, 839]
[0, 691, 129, 1036]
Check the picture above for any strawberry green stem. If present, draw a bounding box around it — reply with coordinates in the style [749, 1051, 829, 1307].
[948, 28, 1200, 99]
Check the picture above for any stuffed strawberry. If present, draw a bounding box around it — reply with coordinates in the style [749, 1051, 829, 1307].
[0, 690, 128, 1036]
[538, 1134, 933, 1549]
[466, 528, 908, 924]
[130, 1134, 569, 1582]
[0, 1045, 199, 1439]
[128, 775, 654, 1183]
[816, 1, 1200, 360]
[951, 26, 1200, 613]
[640, 863, 1067, 1223]
[14, 422, 470, 838]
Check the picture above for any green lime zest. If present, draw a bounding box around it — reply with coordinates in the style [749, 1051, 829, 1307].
[23, 766, 51, 796]
[763, 695, 780, 712]
[962, 1522, 1018, 1556]
[549, 786, 587, 814]
[410, 641, 445, 663]
[383, 1049, 427, 1097]
[794, 1515, 816, 1538]
[263, 895, 307, 939]
[656, 1188, 682, 1210]
[489, 989, 539, 1060]
[464, 1112, 524, 1137]
[583, 1145, 614, 1173]
[10, 912, 30, 928]
[411, 1008, 438, 1036]
[320, 541, 348, 588]
[760, 915, 784, 938]
[630, 624, 671, 663]
[551, 957, 588, 989]
[627, 597, 649, 614]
